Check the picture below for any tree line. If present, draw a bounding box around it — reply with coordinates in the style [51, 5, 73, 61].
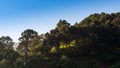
[0, 12, 120, 68]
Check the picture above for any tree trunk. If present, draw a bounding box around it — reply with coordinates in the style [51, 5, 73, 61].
[24, 40, 29, 63]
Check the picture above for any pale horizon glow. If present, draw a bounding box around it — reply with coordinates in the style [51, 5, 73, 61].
[0, 0, 120, 42]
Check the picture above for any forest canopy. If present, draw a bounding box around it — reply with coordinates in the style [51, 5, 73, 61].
[0, 12, 120, 68]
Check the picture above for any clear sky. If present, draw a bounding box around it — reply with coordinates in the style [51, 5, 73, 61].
[0, 0, 120, 42]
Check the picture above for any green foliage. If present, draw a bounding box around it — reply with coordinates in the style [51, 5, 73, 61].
[0, 49, 20, 68]
[1, 12, 120, 68]
[0, 36, 14, 50]
[17, 29, 38, 56]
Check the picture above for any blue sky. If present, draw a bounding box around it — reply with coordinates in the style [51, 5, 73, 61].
[0, 0, 120, 42]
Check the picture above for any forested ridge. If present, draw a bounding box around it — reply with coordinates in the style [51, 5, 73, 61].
[0, 12, 120, 68]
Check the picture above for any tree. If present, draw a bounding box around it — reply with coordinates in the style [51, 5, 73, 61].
[18, 29, 38, 56]
[72, 12, 120, 66]
[57, 20, 71, 46]
[0, 36, 14, 50]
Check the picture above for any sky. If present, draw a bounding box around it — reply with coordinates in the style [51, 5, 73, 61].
[0, 0, 120, 42]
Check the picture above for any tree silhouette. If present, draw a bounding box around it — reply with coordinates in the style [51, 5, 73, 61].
[0, 36, 14, 50]
[18, 29, 38, 56]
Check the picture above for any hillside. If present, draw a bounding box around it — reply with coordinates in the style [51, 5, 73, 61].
[0, 12, 120, 68]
